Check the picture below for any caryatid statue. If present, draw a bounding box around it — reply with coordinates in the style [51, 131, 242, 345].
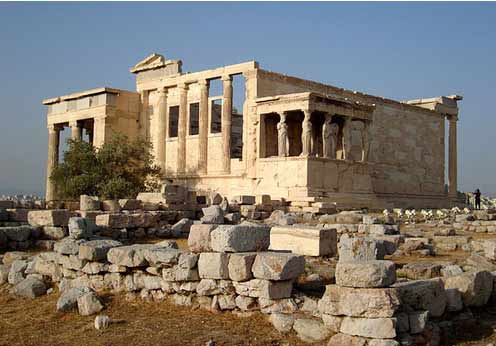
[277, 113, 289, 157]
[301, 110, 313, 156]
[342, 118, 352, 160]
[322, 114, 339, 159]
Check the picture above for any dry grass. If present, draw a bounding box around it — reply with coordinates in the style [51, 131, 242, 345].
[0, 288, 315, 346]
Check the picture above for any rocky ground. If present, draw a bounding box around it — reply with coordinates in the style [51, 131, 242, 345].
[0, 287, 312, 346]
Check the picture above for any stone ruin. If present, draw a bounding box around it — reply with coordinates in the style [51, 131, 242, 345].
[3, 187, 496, 345]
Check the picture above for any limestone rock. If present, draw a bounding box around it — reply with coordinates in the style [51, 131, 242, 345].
[198, 253, 230, 279]
[77, 292, 104, 316]
[293, 318, 331, 342]
[397, 263, 442, 280]
[101, 200, 121, 212]
[233, 279, 293, 299]
[270, 313, 294, 333]
[228, 253, 256, 282]
[118, 199, 142, 210]
[14, 277, 47, 298]
[318, 285, 400, 318]
[57, 286, 93, 312]
[8, 260, 27, 285]
[28, 210, 70, 227]
[340, 317, 396, 339]
[335, 260, 396, 288]
[2, 251, 30, 265]
[267, 210, 297, 226]
[0, 264, 9, 284]
[171, 218, 193, 236]
[187, 224, 217, 253]
[80, 195, 100, 211]
[78, 239, 123, 261]
[41, 226, 66, 240]
[392, 278, 447, 317]
[270, 226, 337, 256]
[68, 217, 94, 239]
[107, 244, 153, 267]
[235, 295, 257, 310]
[327, 333, 368, 346]
[252, 252, 305, 281]
[94, 315, 111, 330]
[200, 205, 224, 224]
[210, 224, 270, 252]
[338, 234, 385, 262]
[1, 226, 34, 242]
[54, 238, 85, 255]
[95, 214, 128, 229]
[445, 288, 464, 312]
[444, 271, 493, 307]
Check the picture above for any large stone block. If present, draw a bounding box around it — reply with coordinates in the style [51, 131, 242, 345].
[233, 278, 293, 299]
[318, 285, 400, 318]
[340, 317, 396, 339]
[444, 271, 493, 307]
[41, 226, 66, 240]
[95, 214, 128, 229]
[28, 210, 70, 227]
[68, 217, 95, 239]
[210, 224, 270, 252]
[252, 252, 305, 281]
[228, 253, 256, 281]
[187, 224, 217, 253]
[392, 278, 447, 317]
[118, 199, 142, 211]
[293, 318, 331, 342]
[1, 226, 34, 242]
[14, 277, 47, 299]
[338, 234, 385, 262]
[269, 226, 337, 256]
[200, 205, 224, 224]
[483, 239, 496, 260]
[198, 253, 230, 279]
[107, 244, 156, 267]
[78, 239, 123, 261]
[336, 261, 396, 288]
[144, 247, 183, 267]
[80, 195, 100, 211]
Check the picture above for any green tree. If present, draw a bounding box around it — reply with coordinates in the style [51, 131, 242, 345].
[50, 134, 162, 200]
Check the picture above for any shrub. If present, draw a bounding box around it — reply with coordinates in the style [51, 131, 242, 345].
[50, 134, 161, 200]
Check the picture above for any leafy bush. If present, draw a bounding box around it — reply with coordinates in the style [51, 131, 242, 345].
[50, 134, 161, 200]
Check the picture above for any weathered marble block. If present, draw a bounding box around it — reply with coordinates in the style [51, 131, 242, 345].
[443, 270, 493, 307]
[252, 252, 305, 281]
[391, 278, 447, 317]
[198, 253, 230, 279]
[210, 224, 270, 252]
[335, 260, 396, 288]
[188, 224, 217, 253]
[233, 278, 293, 299]
[269, 226, 337, 256]
[28, 210, 71, 227]
[78, 239, 123, 261]
[317, 285, 400, 318]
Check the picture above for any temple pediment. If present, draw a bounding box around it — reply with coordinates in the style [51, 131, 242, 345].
[130, 53, 175, 73]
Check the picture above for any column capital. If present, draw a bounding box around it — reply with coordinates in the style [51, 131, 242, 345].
[302, 109, 312, 118]
[447, 114, 458, 122]
[157, 86, 168, 95]
[198, 79, 209, 87]
[47, 123, 61, 132]
[221, 74, 233, 83]
[177, 83, 189, 90]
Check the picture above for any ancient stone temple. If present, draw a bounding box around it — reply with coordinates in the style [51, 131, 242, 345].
[43, 53, 462, 209]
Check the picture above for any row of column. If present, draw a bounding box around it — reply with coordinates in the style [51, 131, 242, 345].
[276, 110, 366, 161]
[46, 120, 97, 201]
[153, 75, 233, 176]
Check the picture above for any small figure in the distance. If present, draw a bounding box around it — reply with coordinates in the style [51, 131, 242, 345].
[474, 188, 482, 210]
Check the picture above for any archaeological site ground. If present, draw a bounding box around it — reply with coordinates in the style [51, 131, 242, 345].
[2, 52, 496, 346]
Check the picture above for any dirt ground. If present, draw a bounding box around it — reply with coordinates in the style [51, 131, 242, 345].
[0, 288, 316, 346]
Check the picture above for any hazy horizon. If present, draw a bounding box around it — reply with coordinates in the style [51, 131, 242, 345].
[1, 2, 495, 197]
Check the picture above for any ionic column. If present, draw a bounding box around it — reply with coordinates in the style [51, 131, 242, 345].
[156, 87, 168, 173]
[301, 109, 313, 156]
[198, 79, 209, 174]
[45, 124, 60, 202]
[221, 75, 233, 174]
[448, 115, 458, 198]
[92, 117, 108, 148]
[177, 83, 188, 174]
[70, 121, 82, 140]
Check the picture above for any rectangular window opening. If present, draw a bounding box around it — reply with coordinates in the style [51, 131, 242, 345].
[189, 103, 199, 135]
[169, 105, 179, 138]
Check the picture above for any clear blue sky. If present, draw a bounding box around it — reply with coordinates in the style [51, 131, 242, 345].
[0, 2, 495, 196]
